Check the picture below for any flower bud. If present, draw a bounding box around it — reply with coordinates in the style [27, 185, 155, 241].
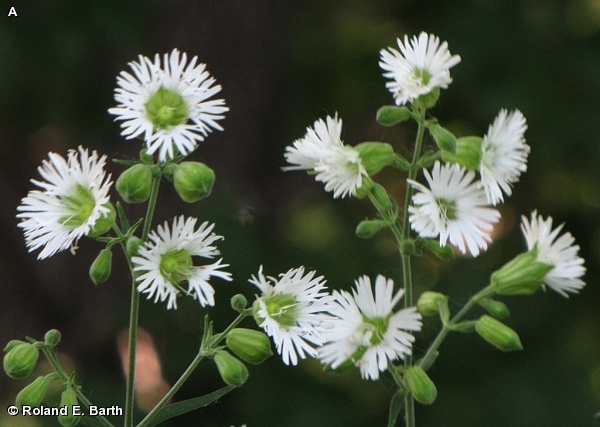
[44, 329, 62, 347]
[16, 375, 52, 409]
[418, 239, 455, 260]
[231, 294, 248, 312]
[89, 248, 112, 285]
[370, 183, 392, 211]
[417, 292, 448, 317]
[126, 236, 144, 258]
[4, 339, 27, 353]
[213, 350, 249, 386]
[477, 298, 510, 319]
[58, 387, 81, 427]
[400, 239, 416, 256]
[226, 328, 273, 365]
[405, 366, 437, 405]
[428, 123, 457, 153]
[441, 136, 483, 171]
[355, 219, 387, 239]
[173, 162, 215, 203]
[376, 105, 411, 127]
[355, 177, 373, 199]
[475, 315, 523, 352]
[3, 343, 39, 379]
[492, 249, 552, 296]
[116, 164, 153, 203]
[88, 203, 116, 237]
[355, 142, 395, 175]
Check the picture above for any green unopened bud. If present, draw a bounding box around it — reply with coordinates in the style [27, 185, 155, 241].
[477, 298, 510, 319]
[214, 350, 249, 386]
[44, 329, 62, 347]
[492, 248, 552, 296]
[441, 136, 483, 171]
[16, 375, 52, 409]
[376, 105, 411, 126]
[231, 294, 248, 312]
[355, 177, 373, 199]
[4, 339, 27, 353]
[3, 343, 39, 379]
[418, 239, 455, 260]
[226, 328, 273, 365]
[400, 239, 416, 256]
[173, 162, 215, 203]
[417, 292, 448, 317]
[475, 315, 523, 352]
[89, 248, 112, 285]
[88, 203, 116, 237]
[413, 87, 440, 110]
[116, 164, 153, 203]
[126, 236, 144, 258]
[355, 219, 387, 239]
[58, 387, 81, 427]
[370, 183, 392, 211]
[428, 123, 457, 153]
[355, 142, 395, 175]
[405, 366, 437, 405]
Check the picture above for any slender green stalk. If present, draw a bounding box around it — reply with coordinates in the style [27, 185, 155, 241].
[124, 176, 161, 427]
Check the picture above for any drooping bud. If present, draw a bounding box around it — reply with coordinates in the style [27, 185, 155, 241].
[125, 236, 144, 258]
[230, 294, 248, 312]
[213, 350, 249, 386]
[58, 387, 81, 427]
[16, 375, 52, 409]
[492, 248, 552, 296]
[88, 203, 116, 238]
[355, 219, 387, 239]
[376, 105, 411, 127]
[428, 123, 457, 153]
[355, 142, 395, 175]
[226, 328, 273, 365]
[417, 292, 448, 317]
[3, 343, 39, 379]
[418, 239, 455, 260]
[475, 315, 523, 352]
[116, 164, 153, 203]
[370, 183, 392, 211]
[405, 366, 437, 405]
[44, 329, 62, 347]
[441, 136, 482, 171]
[477, 298, 510, 319]
[173, 162, 215, 203]
[89, 248, 112, 285]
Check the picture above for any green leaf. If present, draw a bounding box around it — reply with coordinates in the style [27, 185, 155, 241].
[387, 389, 406, 427]
[145, 385, 237, 427]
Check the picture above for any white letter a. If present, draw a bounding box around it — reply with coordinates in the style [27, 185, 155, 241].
[8, 7, 17, 16]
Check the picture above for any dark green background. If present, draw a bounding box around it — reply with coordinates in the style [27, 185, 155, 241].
[2, 1, 600, 426]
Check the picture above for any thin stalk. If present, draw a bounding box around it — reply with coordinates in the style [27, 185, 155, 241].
[124, 176, 161, 427]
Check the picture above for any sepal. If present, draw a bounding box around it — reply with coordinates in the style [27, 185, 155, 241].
[355, 142, 394, 175]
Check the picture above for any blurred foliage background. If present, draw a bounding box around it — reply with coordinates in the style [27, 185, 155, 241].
[2, 1, 600, 426]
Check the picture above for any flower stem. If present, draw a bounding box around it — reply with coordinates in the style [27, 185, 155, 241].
[125, 175, 161, 427]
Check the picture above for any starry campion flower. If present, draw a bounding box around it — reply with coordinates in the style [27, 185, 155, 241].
[283, 114, 367, 199]
[108, 48, 228, 162]
[520, 211, 585, 297]
[132, 216, 232, 309]
[17, 146, 113, 259]
[480, 109, 529, 205]
[318, 275, 422, 380]
[380, 32, 461, 106]
[408, 161, 500, 257]
[249, 266, 333, 366]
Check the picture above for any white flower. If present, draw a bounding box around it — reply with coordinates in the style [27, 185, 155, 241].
[283, 114, 367, 199]
[250, 266, 333, 366]
[318, 275, 422, 380]
[132, 216, 232, 309]
[380, 32, 461, 106]
[17, 146, 113, 259]
[480, 109, 529, 205]
[520, 211, 586, 297]
[108, 48, 228, 162]
[408, 161, 500, 257]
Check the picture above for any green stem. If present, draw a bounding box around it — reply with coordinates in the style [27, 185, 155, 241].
[125, 176, 161, 427]
[41, 347, 115, 427]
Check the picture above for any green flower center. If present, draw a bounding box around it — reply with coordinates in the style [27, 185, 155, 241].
[145, 86, 189, 130]
[59, 185, 97, 229]
[362, 315, 390, 346]
[414, 68, 432, 86]
[436, 198, 457, 223]
[264, 293, 298, 328]
[160, 249, 193, 284]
